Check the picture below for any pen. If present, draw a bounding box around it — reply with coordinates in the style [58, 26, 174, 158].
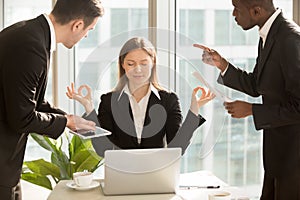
[179, 185, 220, 189]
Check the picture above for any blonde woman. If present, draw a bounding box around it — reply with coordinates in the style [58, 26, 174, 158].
[67, 37, 214, 156]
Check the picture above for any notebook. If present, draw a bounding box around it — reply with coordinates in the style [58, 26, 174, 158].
[101, 148, 182, 195]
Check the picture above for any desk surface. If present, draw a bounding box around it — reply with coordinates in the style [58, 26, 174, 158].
[47, 180, 183, 200]
[47, 171, 250, 200]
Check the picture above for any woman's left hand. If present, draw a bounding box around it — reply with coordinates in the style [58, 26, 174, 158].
[190, 86, 215, 115]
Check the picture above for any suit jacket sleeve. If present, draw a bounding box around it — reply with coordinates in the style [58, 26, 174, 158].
[217, 63, 260, 97]
[166, 93, 206, 154]
[37, 99, 66, 115]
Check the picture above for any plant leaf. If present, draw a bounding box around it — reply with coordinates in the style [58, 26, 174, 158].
[51, 151, 71, 179]
[72, 150, 102, 172]
[30, 134, 57, 153]
[69, 135, 85, 158]
[21, 172, 52, 190]
[23, 159, 60, 179]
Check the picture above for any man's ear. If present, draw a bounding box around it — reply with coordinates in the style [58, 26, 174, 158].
[71, 20, 84, 32]
[250, 6, 262, 18]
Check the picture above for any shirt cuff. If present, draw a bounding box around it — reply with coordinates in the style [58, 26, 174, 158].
[221, 63, 230, 76]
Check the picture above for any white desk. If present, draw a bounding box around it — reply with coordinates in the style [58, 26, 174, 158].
[48, 180, 181, 200]
[47, 171, 250, 200]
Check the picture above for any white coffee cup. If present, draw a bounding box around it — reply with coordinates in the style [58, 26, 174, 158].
[73, 171, 93, 187]
[208, 191, 231, 200]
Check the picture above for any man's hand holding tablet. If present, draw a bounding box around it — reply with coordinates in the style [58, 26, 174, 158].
[69, 126, 112, 139]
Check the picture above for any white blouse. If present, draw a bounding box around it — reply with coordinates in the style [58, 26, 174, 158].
[120, 84, 160, 144]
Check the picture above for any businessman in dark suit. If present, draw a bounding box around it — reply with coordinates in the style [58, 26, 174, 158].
[194, 0, 300, 199]
[0, 0, 104, 199]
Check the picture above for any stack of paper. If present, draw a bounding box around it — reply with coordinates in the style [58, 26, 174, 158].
[179, 170, 228, 188]
[178, 171, 251, 200]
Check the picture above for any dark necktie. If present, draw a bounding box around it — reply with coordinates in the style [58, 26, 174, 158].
[258, 37, 263, 62]
[258, 37, 263, 55]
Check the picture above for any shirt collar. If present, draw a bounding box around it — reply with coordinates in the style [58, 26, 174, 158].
[43, 14, 56, 52]
[118, 83, 161, 101]
[259, 8, 281, 45]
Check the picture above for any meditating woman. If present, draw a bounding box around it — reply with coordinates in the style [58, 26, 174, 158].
[66, 37, 214, 156]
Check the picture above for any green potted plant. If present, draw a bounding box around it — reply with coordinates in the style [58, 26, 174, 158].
[21, 132, 103, 190]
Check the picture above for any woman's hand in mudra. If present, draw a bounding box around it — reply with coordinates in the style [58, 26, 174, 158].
[66, 82, 94, 114]
[190, 86, 215, 115]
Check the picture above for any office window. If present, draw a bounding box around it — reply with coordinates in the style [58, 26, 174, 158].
[215, 10, 258, 46]
[231, 15, 246, 45]
[215, 10, 230, 45]
[78, 25, 100, 48]
[3, 0, 51, 27]
[179, 9, 205, 45]
[110, 8, 148, 46]
[111, 9, 129, 38]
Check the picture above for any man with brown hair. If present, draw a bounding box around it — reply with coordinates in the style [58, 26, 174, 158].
[195, 0, 300, 199]
[0, 0, 104, 199]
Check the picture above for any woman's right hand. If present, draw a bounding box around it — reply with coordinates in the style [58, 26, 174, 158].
[66, 82, 94, 114]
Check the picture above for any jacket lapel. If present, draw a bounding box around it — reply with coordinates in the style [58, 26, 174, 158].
[121, 93, 139, 144]
[143, 93, 156, 127]
[257, 13, 284, 81]
[257, 37, 275, 81]
[112, 92, 138, 146]
[141, 92, 163, 142]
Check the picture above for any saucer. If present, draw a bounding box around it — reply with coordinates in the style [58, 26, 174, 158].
[66, 180, 100, 191]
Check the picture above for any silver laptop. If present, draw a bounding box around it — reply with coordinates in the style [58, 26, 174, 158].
[101, 148, 182, 195]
